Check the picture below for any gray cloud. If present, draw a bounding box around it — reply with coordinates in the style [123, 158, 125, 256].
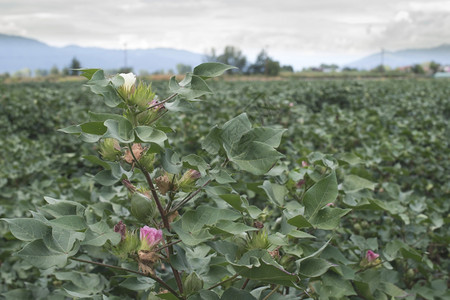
[1, 0, 448, 67]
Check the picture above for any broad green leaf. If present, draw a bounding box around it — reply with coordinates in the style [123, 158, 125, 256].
[220, 287, 256, 300]
[240, 127, 286, 148]
[210, 220, 258, 235]
[209, 168, 235, 184]
[2, 218, 51, 241]
[83, 155, 111, 170]
[49, 215, 87, 231]
[103, 118, 134, 143]
[220, 194, 245, 211]
[171, 75, 213, 100]
[308, 207, 351, 230]
[79, 122, 106, 135]
[231, 249, 299, 287]
[162, 149, 183, 174]
[201, 126, 222, 155]
[81, 220, 121, 246]
[182, 154, 209, 175]
[44, 227, 84, 253]
[187, 290, 220, 300]
[298, 258, 333, 277]
[335, 152, 363, 165]
[221, 113, 252, 153]
[94, 170, 121, 186]
[287, 230, 316, 239]
[228, 141, 284, 175]
[79, 68, 101, 80]
[120, 276, 155, 291]
[193, 63, 237, 78]
[260, 180, 287, 206]
[16, 239, 68, 268]
[287, 214, 312, 229]
[135, 126, 168, 148]
[379, 282, 407, 297]
[343, 175, 376, 192]
[58, 125, 81, 134]
[303, 171, 338, 219]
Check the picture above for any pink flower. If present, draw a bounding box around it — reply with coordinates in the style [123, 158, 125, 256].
[302, 161, 309, 167]
[140, 226, 163, 249]
[296, 179, 306, 188]
[326, 203, 334, 207]
[366, 250, 379, 262]
[289, 102, 294, 107]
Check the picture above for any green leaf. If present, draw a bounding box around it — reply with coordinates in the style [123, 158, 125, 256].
[260, 180, 287, 206]
[379, 282, 407, 297]
[135, 126, 168, 148]
[81, 220, 121, 246]
[287, 214, 312, 229]
[161, 149, 183, 174]
[170, 75, 213, 100]
[43, 227, 84, 253]
[201, 126, 222, 155]
[193, 63, 237, 78]
[16, 239, 68, 268]
[308, 207, 351, 230]
[79, 122, 107, 135]
[298, 258, 333, 277]
[94, 170, 121, 186]
[2, 218, 51, 241]
[182, 154, 209, 175]
[58, 125, 81, 135]
[220, 287, 256, 300]
[79, 68, 101, 80]
[231, 250, 299, 287]
[49, 216, 87, 231]
[83, 155, 111, 170]
[220, 194, 245, 211]
[343, 175, 376, 192]
[287, 230, 316, 239]
[228, 141, 283, 175]
[187, 290, 220, 300]
[210, 220, 258, 235]
[221, 113, 252, 153]
[120, 276, 155, 291]
[103, 118, 134, 143]
[303, 171, 338, 219]
[88, 111, 125, 122]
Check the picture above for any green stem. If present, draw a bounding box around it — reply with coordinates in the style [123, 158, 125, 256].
[262, 285, 280, 300]
[70, 257, 182, 300]
[127, 144, 184, 296]
[208, 274, 239, 290]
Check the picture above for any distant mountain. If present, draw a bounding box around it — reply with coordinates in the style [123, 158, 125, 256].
[346, 44, 450, 70]
[0, 33, 203, 74]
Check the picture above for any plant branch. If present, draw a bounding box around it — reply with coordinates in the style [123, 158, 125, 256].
[170, 179, 211, 213]
[136, 93, 178, 115]
[262, 285, 280, 300]
[154, 240, 182, 253]
[208, 274, 239, 290]
[127, 144, 184, 295]
[70, 257, 182, 300]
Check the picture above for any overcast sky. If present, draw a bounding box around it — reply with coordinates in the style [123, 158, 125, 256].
[1, 0, 449, 67]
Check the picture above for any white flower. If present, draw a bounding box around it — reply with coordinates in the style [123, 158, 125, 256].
[119, 72, 136, 92]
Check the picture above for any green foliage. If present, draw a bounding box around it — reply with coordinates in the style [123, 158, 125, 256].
[1, 67, 448, 299]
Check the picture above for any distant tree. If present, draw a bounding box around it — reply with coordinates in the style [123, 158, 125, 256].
[35, 69, 49, 77]
[176, 63, 192, 74]
[429, 61, 441, 74]
[62, 67, 70, 76]
[204, 48, 217, 62]
[411, 64, 425, 74]
[248, 49, 280, 76]
[281, 65, 294, 72]
[50, 65, 60, 76]
[372, 64, 386, 72]
[342, 67, 357, 72]
[216, 46, 246, 73]
[320, 63, 339, 72]
[13, 68, 31, 78]
[119, 67, 133, 73]
[70, 57, 81, 76]
[139, 70, 150, 77]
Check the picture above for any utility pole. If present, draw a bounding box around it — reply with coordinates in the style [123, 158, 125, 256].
[380, 48, 385, 72]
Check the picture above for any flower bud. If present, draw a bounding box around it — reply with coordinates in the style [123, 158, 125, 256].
[99, 138, 121, 161]
[139, 150, 156, 172]
[155, 173, 174, 195]
[365, 250, 379, 262]
[118, 72, 136, 99]
[247, 229, 270, 250]
[123, 143, 145, 164]
[139, 226, 163, 250]
[177, 169, 201, 192]
[114, 220, 127, 241]
[183, 272, 204, 296]
[131, 193, 157, 223]
[129, 82, 156, 110]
